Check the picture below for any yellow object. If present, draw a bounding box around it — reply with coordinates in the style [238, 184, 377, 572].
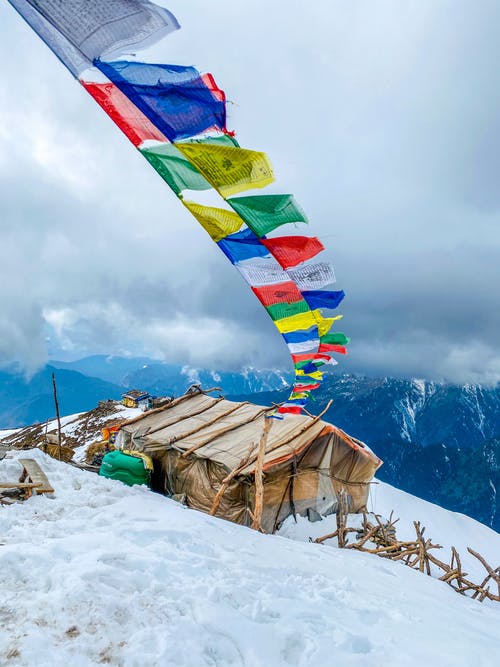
[274, 309, 322, 334]
[183, 201, 243, 241]
[295, 370, 323, 381]
[175, 143, 274, 198]
[122, 450, 154, 471]
[317, 314, 343, 337]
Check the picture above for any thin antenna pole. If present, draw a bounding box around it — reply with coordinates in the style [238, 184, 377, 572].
[52, 372, 62, 461]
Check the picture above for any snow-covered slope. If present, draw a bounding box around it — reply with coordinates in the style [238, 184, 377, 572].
[1, 449, 499, 667]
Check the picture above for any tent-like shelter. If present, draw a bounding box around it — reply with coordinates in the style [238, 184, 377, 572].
[117, 388, 382, 533]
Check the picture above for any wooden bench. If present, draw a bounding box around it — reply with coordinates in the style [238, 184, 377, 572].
[0, 458, 54, 499]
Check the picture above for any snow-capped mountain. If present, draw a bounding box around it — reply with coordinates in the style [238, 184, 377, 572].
[232, 374, 500, 449]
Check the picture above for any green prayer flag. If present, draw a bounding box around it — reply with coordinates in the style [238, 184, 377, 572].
[140, 135, 239, 196]
[227, 194, 308, 237]
[265, 299, 310, 321]
[320, 332, 350, 345]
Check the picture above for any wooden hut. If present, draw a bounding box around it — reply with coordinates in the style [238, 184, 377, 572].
[117, 389, 382, 533]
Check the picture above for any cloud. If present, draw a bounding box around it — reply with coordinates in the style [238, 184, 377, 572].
[0, 0, 499, 383]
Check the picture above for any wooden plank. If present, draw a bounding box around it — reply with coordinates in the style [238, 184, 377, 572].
[18, 458, 54, 494]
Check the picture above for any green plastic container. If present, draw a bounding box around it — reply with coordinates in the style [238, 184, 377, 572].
[99, 450, 150, 487]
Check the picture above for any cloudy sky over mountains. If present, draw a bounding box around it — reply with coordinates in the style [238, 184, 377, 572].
[0, 0, 499, 383]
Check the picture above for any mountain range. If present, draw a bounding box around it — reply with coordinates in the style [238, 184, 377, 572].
[1, 356, 498, 531]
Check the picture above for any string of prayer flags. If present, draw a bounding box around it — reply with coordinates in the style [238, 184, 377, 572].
[183, 202, 243, 242]
[260, 236, 324, 270]
[175, 143, 274, 198]
[227, 194, 308, 237]
[9, 0, 350, 418]
[96, 60, 228, 142]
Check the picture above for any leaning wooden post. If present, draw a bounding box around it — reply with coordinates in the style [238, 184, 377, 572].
[51, 372, 62, 460]
[337, 488, 349, 548]
[251, 417, 273, 531]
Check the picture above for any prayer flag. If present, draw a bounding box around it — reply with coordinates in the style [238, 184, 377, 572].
[81, 81, 168, 146]
[140, 142, 211, 195]
[261, 236, 324, 270]
[317, 314, 343, 337]
[9, 0, 179, 76]
[96, 60, 227, 141]
[183, 201, 243, 242]
[274, 309, 322, 334]
[288, 262, 336, 290]
[217, 228, 270, 264]
[320, 332, 350, 346]
[265, 300, 310, 321]
[236, 257, 288, 287]
[175, 143, 274, 197]
[227, 194, 307, 237]
[319, 344, 348, 355]
[302, 289, 345, 311]
[251, 281, 303, 307]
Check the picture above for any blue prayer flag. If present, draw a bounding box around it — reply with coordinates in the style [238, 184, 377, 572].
[96, 60, 226, 141]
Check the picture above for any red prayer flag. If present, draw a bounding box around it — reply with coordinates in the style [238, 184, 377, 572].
[318, 343, 348, 355]
[82, 81, 168, 147]
[251, 281, 303, 307]
[261, 236, 324, 269]
[277, 405, 303, 415]
[291, 353, 331, 364]
[292, 382, 321, 391]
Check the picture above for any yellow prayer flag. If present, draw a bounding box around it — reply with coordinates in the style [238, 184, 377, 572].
[175, 142, 274, 198]
[274, 309, 322, 334]
[295, 370, 323, 380]
[183, 201, 243, 242]
[317, 314, 343, 337]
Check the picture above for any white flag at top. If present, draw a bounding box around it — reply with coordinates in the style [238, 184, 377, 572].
[8, 0, 180, 76]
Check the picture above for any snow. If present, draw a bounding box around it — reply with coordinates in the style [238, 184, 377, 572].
[1, 449, 499, 666]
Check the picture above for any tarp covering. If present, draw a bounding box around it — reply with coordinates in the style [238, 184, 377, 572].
[183, 201, 243, 242]
[9, 0, 179, 76]
[118, 391, 381, 532]
[227, 194, 308, 237]
[175, 143, 274, 198]
[261, 236, 324, 269]
[96, 60, 227, 141]
[82, 81, 167, 146]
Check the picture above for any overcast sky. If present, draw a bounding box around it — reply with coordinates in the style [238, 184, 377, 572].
[0, 0, 499, 384]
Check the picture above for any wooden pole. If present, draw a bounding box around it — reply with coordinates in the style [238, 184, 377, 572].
[251, 418, 273, 531]
[52, 372, 62, 461]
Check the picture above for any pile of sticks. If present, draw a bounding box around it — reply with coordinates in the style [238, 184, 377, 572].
[314, 496, 500, 604]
